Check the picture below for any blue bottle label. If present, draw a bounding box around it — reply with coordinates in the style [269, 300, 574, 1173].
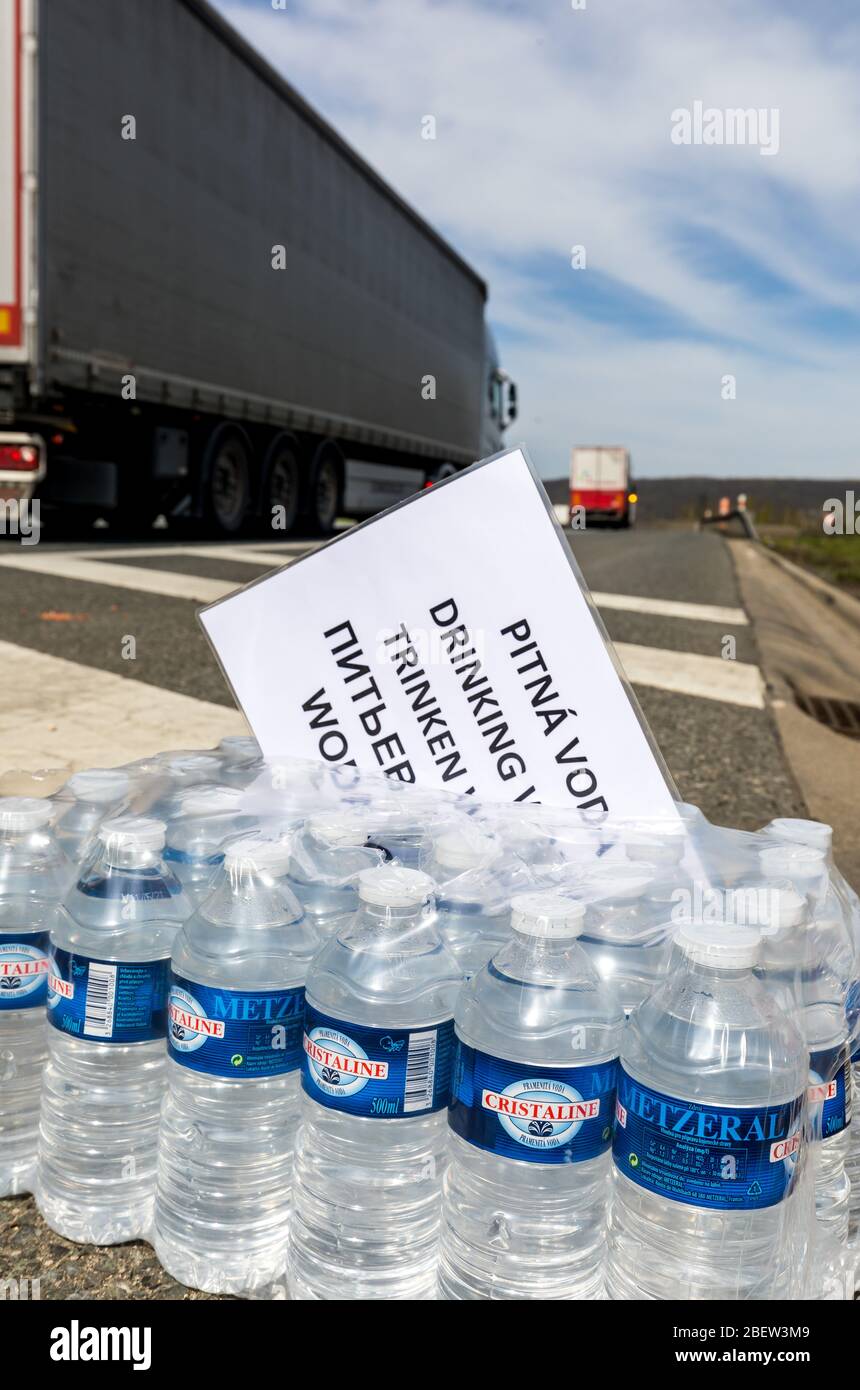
[808, 1044, 851, 1142]
[0, 931, 51, 1010]
[613, 1066, 804, 1211]
[47, 948, 170, 1042]
[302, 1003, 455, 1118]
[448, 1041, 618, 1164]
[167, 972, 305, 1078]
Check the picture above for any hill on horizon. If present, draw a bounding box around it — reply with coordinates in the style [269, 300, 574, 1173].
[541, 475, 853, 523]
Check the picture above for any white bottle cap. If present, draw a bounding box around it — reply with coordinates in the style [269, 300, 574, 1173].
[66, 769, 130, 804]
[358, 865, 434, 908]
[511, 892, 586, 939]
[758, 883, 809, 930]
[758, 844, 826, 882]
[174, 785, 243, 818]
[765, 818, 833, 853]
[676, 921, 761, 968]
[433, 828, 498, 872]
[224, 835, 292, 876]
[0, 796, 56, 834]
[584, 861, 656, 898]
[308, 813, 370, 849]
[625, 835, 685, 866]
[99, 815, 166, 853]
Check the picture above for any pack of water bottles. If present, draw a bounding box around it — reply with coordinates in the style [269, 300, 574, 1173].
[1, 735, 859, 1301]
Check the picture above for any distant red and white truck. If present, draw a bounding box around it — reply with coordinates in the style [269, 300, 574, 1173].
[569, 447, 637, 528]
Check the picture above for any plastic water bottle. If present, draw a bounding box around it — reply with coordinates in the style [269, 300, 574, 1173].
[605, 921, 809, 1300]
[577, 860, 674, 1016]
[365, 792, 446, 867]
[439, 892, 623, 1299]
[287, 813, 384, 937]
[423, 827, 509, 979]
[0, 796, 70, 900]
[0, 798, 62, 1196]
[53, 770, 131, 862]
[147, 753, 224, 820]
[756, 879, 852, 1246]
[289, 864, 462, 1300]
[760, 821, 860, 1243]
[154, 836, 319, 1295]
[37, 816, 190, 1244]
[163, 785, 253, 904]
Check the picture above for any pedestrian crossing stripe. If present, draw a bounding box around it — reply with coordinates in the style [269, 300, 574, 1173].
[0, 541, 764, 710]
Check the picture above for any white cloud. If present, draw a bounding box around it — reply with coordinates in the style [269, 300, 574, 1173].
[219, 0, 860, 478]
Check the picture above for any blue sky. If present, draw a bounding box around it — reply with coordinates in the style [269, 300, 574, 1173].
[215, 0, 860, 479]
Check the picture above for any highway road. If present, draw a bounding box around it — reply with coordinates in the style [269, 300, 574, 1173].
[0, 522, 804, 829]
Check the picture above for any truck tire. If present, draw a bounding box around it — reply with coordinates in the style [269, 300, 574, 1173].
[308, 448, 341, 535]
[201, 424, 252, 535]
[260, 434, 301, 538]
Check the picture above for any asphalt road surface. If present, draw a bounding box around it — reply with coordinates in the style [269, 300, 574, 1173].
[0, 519, 807, 1301]
[0, 521, 804, 826]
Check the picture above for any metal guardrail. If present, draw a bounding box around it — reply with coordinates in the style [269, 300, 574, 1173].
[701, 493, 759, 541]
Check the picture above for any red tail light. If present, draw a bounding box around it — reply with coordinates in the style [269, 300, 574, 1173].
[0, 444, 39, 471]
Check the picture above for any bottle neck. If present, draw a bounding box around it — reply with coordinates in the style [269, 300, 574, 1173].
[362, 900, 431, 931]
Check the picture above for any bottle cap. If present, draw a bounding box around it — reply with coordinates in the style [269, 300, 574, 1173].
[358, 865, 434, 908]
[757, 882, 809, 930]
[66, 770, 130, 804]
[99, 815, 165, 853]
[758, 844, 827, 883]
[224, 835, 291, 876]
[625, 835, 685, 866]
[511, 892, 586, 939]
[0, 796, 56, 834]
[676, 921, 761, 968]
[433, 828, 498, 872]
[173, 785, 243, 818]
[584, 861, 656, 898]
[308, 813, 370, 849]
[765, 818, 833, 853]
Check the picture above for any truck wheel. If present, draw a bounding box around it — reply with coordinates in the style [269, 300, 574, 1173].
[202, 425, 252, 535]
[260, 437, 300, 538]
[309, 451, 340, 535]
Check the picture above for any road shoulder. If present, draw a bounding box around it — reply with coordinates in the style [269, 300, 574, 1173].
[729, 539, 860, 888]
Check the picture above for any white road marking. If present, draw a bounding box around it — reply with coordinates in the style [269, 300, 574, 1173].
[592, 592, 748, 626]
[0, 541, 765, 714]
[615, 642, 765, 709]
[0, 639, 248, 774]
[0, 550, 236, 603]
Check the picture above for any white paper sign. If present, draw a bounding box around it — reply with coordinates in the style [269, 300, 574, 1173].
[200, 447, 677, 818]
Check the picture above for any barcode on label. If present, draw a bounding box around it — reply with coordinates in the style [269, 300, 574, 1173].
[404, 1029, 437, 1114]
[84, 963, 118, 1038]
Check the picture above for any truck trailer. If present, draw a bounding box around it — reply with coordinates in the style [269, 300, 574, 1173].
[0, 0, 516, 535]
[569, 446, 636, 528]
